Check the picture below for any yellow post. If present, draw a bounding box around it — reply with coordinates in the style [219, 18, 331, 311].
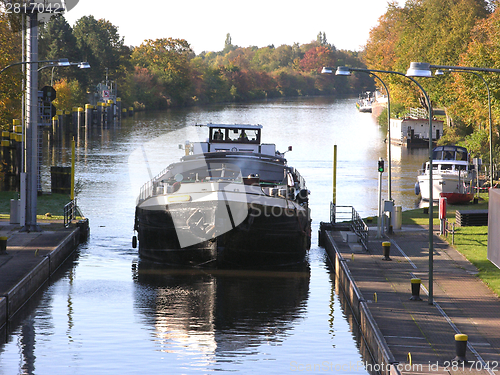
[71, 137, 75, 200]
[333, 145, 337, 205]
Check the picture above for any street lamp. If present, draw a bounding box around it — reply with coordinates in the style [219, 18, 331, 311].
[405, 62, 435, 305]
[408, 61, 498, 189]
[37, 60, 91, 86]
[0, 58, 70, 75]
[324, 64, 437, 304]
[323, 66, 393, 204]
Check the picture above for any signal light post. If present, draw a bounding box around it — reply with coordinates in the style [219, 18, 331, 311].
[377, 158, 384, 238]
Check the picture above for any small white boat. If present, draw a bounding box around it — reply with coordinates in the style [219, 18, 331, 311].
[356, 91, 373, 113]
[415, 145, 475, 204]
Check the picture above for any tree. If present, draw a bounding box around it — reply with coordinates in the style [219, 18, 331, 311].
[73, 15, 131, 90]
[298, 46, 335, 73]
[223, 33, 237, 54]
[39, 15, 82, 87]
[132, 38, 194, 106]
[0, 11, 22, 129]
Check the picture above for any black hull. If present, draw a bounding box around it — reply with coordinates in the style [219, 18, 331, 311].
[135, 203, 311, 268]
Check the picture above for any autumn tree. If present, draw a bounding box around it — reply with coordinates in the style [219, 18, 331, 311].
[0, 10, 22, 129]
[132, 38, 194, 107]
[298, 46, 335, 73]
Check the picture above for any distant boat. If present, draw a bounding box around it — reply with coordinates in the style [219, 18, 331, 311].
[415, 145, 475, 204]
[133, 123, 312, 268]
[390, 108, 444, 148]
[356, 91, 374, 113]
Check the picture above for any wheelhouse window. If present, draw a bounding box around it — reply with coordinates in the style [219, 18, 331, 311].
[209, 127, 260, 144]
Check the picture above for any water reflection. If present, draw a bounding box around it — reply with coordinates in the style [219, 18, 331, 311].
[132, 260, 310, 359]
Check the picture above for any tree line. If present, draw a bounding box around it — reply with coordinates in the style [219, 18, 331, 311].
[363, 0, 499, 169]
[0, 9, 373, 130]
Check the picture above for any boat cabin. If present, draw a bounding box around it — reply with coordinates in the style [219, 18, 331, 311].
[191, 124, 277, 155]
[390, 117, 443, 147]
[432, 145, 468, 162]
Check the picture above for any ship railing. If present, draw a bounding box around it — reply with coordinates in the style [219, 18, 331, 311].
[138, 167, 170, 202]
[330, 203, 369, 251]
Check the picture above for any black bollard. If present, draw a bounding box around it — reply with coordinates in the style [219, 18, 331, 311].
[0, 236, 7, 255]
[382, 241, 392, 261]
[410, 278, 422, 301]
[453, 334, 468, 363]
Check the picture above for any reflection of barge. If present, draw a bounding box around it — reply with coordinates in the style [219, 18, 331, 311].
[132, 260, 310, 354]
[133, 124, 311, 268]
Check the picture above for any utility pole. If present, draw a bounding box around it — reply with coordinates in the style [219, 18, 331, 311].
[21, 3, 66, 231]
[376, 158, 384, 238]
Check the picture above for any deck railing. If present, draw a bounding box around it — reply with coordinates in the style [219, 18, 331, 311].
[330, 203, 369, 250]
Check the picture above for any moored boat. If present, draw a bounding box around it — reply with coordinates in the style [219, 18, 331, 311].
[415, 145, 475, 204]
[133, 124, 311, 268]
[356, 91, 374, 113]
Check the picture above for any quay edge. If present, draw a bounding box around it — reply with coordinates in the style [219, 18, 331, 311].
[0, 218, 89, 330]
[320, 222, 401, 375]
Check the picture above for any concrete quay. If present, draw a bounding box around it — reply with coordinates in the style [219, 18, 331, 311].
[321, 224, 500, 375]
[0, 219, 88, 330]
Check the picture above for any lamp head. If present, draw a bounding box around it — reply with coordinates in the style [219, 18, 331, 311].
[434, 69, 445, 76]
[57, 58, 70, 67]
[78, 62, 91, 69]
[406, 62, 433, 77]
[335, 66, 352, 76]
[321, 67, 334, 74]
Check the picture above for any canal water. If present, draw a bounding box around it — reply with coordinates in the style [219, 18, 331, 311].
[0, 97, 427, 374]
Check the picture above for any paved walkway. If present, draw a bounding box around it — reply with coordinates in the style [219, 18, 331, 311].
[0, 220, 76, 295]
[329, 225, 500, 374]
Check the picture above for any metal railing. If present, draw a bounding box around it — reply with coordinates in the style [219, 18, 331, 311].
[330, 203, 369, 250]
[408, 107, 428, 119]
[64, 198, 83, 228]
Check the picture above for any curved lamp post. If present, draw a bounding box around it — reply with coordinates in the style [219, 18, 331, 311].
[409, 61, 498, 190]
[0, 58, 70, 75]
[324, 64, 436, 304]
[322, 66, 393, 203]
[38, 60, 91, 86]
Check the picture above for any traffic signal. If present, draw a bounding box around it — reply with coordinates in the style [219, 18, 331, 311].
[378, 158, 384, 173]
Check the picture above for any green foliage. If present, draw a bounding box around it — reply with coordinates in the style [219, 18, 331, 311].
[39, 15, 81, 87]
[72, 15, 131, 90]
[364, 0, 500, 169]
[0, 11, 22, 130]
[452, 226, 500, 296]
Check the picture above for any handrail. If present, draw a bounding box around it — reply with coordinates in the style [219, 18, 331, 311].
[330, 203, 369, 251]
[64, 198, 83, 228]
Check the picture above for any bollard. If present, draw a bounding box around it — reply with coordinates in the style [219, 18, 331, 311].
[453, 334, 468, 362]
[382, 241, 392, 261]
[0, 236, 7, 255]
[85, 104, 94, 128]
[410, 278, 422, 301]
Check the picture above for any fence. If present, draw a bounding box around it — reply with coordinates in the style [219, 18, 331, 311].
[330, 203, 369, 250]
[64, 198, 83, 228]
